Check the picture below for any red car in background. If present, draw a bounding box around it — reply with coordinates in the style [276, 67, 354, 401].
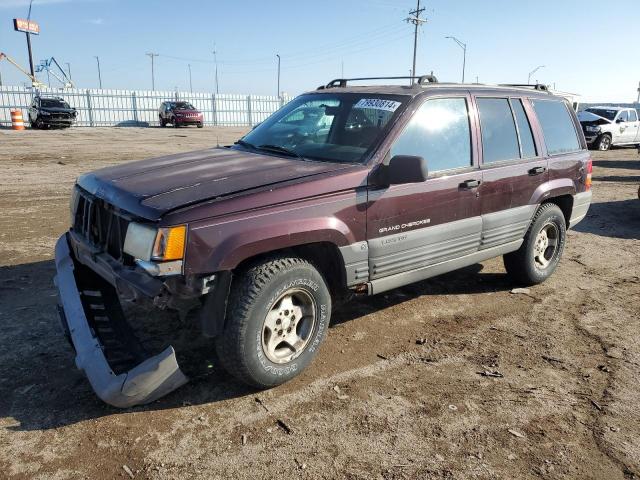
[158, 101, 204, 128]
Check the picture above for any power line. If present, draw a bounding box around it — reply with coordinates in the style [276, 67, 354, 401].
[405, 0, 427, 82]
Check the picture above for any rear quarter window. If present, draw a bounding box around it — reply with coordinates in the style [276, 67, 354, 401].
[531, 99, 581, 155]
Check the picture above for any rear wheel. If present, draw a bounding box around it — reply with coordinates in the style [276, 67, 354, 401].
[504, 203, 567, 286]
[159, 117, 166, 127]
[197, 123, 204, 128]
[215, 256, 331, 388]
[595, 133, 612, 151]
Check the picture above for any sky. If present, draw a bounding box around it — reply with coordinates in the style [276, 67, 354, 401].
[0, 0, 638, 102]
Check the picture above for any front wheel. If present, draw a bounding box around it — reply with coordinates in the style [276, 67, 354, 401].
[504, 203, 567, 286]
[595, 134, 612, 151]
[215, 256, 331, 388]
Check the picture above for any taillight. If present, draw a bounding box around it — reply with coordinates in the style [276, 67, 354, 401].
[585, 159, 592, 190]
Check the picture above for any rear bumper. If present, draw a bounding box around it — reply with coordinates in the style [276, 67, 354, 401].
[569, 191, 592, 228]
[54, 234, 188, 408]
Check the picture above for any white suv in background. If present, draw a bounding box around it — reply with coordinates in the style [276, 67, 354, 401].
[578, 106, 640, 151]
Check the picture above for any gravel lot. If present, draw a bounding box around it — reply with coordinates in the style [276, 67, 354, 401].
[0, 127, 639, 480]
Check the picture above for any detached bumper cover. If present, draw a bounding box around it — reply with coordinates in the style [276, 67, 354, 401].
[54, 234, 188, 408]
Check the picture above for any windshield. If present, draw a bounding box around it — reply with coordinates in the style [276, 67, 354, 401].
[585, 108, 617, 121]
[238, 93, 408, 163]
[173, 102, 196, 110]
[41, 99, 70, 109]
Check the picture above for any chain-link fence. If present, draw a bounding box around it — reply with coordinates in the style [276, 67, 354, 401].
[0, 85, 291, 127]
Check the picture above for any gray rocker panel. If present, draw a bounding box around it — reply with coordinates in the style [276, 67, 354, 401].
[369, 239, 523, 295]
[368, 216, 483, 280]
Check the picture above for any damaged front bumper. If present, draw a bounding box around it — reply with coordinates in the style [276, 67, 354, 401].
[54, 234, 188, 408]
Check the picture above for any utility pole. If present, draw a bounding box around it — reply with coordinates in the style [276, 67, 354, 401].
[341, 60, 344, 78]
[527, 65, 545, 84]
[146, 52, 158, 91]
[636, 81, 640, 104]
[65, 62, 71, 81]
[405, 0, 427, 84]
[445, 36, 466, 83]
[188, 64, 193, 93]
[212, 47, 219, 94]
[94, 56, 102, 89]
[276, 54, 281, 98]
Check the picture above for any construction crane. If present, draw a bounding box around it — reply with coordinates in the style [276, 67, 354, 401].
[36, 57, 74, 88]
[0, 52, 45, 88]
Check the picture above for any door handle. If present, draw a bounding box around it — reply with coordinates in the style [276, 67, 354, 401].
[460, 179, 480, 189]
[528, 166, 546, 175]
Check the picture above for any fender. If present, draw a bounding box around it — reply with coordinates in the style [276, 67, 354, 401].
[185, 214, 360, 275]
[529, 178, 576, 206]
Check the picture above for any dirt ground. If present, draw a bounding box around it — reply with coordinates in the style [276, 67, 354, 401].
[0, 127, 639, 480]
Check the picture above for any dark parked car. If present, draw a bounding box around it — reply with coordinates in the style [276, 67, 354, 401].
[28, 96, 77, 129]
[55, 76, 592, 407]
[158, 101, 204, 128]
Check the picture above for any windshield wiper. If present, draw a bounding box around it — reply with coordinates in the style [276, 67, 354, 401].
[257, 144, 306, 161]
[234, 139, 257, 150]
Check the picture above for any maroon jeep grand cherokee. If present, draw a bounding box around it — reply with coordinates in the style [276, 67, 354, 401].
[55, 76, 592, 407]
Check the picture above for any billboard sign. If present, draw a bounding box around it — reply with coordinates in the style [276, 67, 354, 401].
[13, 19, 40, 35]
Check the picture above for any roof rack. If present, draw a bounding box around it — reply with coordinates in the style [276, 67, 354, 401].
[499, 83, 550, 92]
[319, 75, 438, 90]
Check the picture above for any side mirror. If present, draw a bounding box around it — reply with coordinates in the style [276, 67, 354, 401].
[386, 155, 428, 185]
[616, 117, 625, 124]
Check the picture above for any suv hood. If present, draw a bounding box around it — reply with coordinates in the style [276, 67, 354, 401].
[578, 111, 611, 125]
[173, 109, 200, 115]
[77, 147, 351, 221]
[41, 107, 75, 114]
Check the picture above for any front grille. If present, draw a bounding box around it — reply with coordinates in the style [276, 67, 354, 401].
[72, 188, 132, 262]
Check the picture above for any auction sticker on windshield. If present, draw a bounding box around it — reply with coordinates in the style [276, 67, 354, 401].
[354, 98, 402, 112]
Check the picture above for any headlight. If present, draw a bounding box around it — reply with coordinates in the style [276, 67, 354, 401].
[123, 223, 186, 262]
[585, 125, 601, 133]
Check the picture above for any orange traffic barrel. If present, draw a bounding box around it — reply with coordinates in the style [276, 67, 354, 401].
[10, 109, 25, 131]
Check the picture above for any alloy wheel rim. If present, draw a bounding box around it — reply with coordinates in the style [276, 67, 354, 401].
[533, 222, 559, 269]
[261, 288, 316, 364]
[600, 137, 610, 150]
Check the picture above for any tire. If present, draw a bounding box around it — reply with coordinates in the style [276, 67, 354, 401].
[197, 123, 204, 128]
[32, 117, 43, 129]
[159, 117, 166, 128]
[595, 134, 612, 151]
[503, 203, 567, 286]
[215, 255, 331, 388]
[173, 118, 180, 128]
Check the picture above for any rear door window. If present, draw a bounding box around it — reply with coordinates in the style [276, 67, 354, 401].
[390, 97, 471, 173]
[477, 98, 520, 163]
[531, 99, 581, 155]
[510, 99, 537, 158]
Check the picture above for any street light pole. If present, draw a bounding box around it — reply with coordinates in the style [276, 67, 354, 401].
[94, 56, 102, 89]
[445, 36, 467, 83]
[212, 48, 219, 94]
[276, 54, 281, 99]
[527, 65, 545, 84]
[146, 52, 158, 91]
[188, 64, 193, 93]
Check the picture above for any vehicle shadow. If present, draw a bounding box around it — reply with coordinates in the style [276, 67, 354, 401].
[574, 198, 640, 240]
[593, 174, 640, 183]
[593, 159, 640, 170]
[0, 256, 515, 432]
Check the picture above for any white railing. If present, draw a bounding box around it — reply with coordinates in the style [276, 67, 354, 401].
[0, 85, 291, 127]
